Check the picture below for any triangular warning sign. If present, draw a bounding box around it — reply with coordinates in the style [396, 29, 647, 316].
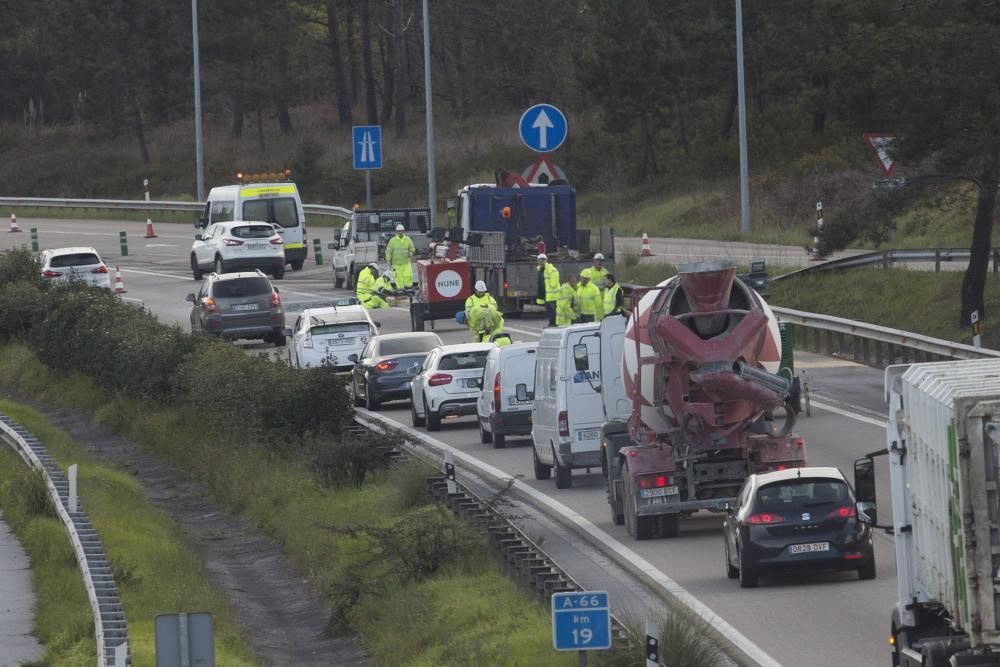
[522, 155, 567, 185]
[863, 133, 898, 177]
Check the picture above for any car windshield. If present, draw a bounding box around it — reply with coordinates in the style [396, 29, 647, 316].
[310, 322, 370, 336]
[50, 253, 100, 268]
[243, 198, 298, 228]
[230, 225, 277, 239]
[756, 479, 851, 511]
[438, 351, 490, 370]
[379, 336, 439, 356]
[212, 277, 272, 298]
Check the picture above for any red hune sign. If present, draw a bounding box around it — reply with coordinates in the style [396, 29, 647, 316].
[863, 133, 899, 176]
[418, 259, 471, 304]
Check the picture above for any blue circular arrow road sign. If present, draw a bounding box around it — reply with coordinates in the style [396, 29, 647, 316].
[518, 104, 567, 153]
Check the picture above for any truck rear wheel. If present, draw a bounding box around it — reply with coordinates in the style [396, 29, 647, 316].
[661, 513, 680, 538]
[335, 275, 345, 288]
[858, 558, 876, 581]
[623, 466, 654, 540]
[410, 304, 425, 332]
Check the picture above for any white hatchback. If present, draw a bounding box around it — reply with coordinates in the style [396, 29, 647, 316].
[39, 247, 110, 288]
[191, 221, 285, 280]
[288, 305, 379, 370]
[410, 342, 495, 431]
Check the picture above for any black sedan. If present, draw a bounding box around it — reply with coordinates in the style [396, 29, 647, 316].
[350, 332, 443, 410]
[723, 467, 875, 588]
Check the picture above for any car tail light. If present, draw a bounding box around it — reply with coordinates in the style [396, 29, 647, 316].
[827, 506, 857, 519]
[270, 237, 284, 245]
[843, 552, 864, 560]
[558, 410, 569, 437]
[202, 297, 218, 313]
[303, 226, 307, 240]
[638, 475, 671, 489]
[223, 238, 245, 246]
[429, 373, 452, 386]
[91, 265, 108, 274]
[271, 292, 281, 307]
[748, 513, 784, 525]
[493, 373, 501, 412]
[376, 360, 399, 372]
[42, 269, 63, 278]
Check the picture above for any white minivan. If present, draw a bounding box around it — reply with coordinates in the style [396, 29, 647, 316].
[531, 322, 604, 489]
[477, 342, 538, 448]
[199, 180, 308, 271]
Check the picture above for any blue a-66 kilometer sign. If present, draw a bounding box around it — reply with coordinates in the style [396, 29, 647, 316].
[551, 591, 612, 651]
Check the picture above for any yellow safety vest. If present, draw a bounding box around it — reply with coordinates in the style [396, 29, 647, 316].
[604, 283, 623, 315]
[386, 235, 415, 265]
[537, 263, 560, 303]
[582, 266, 609, 292]
[577, 282, 603, 318]
[555, 283, 577, 326]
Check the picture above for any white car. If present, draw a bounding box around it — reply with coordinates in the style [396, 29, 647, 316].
[410, 342, 494, 431]
[288, 304, 379, 370]
[39, 247, 110, 288]
[191, 221, 285, 281]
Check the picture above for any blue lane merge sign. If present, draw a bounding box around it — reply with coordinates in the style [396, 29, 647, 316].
[518, 104, 567, 153]
[551, 591, 611, 651]
[352, 125, 383, 170]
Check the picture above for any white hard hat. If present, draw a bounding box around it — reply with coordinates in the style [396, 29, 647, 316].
[395, 224, 405, 231]
[594, 252, 605, 260]
[474, 280, 487, 292]
[369, 262, 378, 269]
[537, 253, 547, 261]
[383, 270, 395, 280]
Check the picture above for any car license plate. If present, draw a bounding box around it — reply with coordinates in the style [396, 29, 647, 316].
[640, 486, 679, 499]
[507, 397, 530, 406]
[247, 243, 267, 250]
[232, 304, 259, 312]
[576, 429, 600, 441]
[327, 338, 355, 346]
[789, 542, 830, 555]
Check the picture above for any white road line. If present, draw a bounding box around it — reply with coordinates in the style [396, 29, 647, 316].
[811, 399, 887, 428]
[357, 410, 782, 667]
[118, 267, 192, 280]
[35, 229, 191, 239]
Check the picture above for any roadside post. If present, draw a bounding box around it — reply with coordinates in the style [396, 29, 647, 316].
[551, 591, 611, 665]
[352, 125, 383, 209]
[119, 231, 128, 256]
[645, 618, 660, 667]
[155, 612, 215, 667]
[30, 227, 39, 252]
[313, 238, 323, 266]
[972, 310, 982, 348]
[143, 178, 150, 202]
[68, 464, 78, 514]
[444, 451, 457, 495]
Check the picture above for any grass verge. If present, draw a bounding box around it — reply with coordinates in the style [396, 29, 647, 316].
[0, 399, 256, 667]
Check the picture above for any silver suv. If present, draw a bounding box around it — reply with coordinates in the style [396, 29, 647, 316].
[186, 271, 286, 346]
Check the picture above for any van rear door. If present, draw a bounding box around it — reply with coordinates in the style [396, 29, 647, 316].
[500, 347, 537, 412]
[599, 316, 631, 423]
[566, 328, 603, 452]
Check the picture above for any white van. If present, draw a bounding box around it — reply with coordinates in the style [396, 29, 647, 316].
[287, 305, 378, 370]
[531, 322, 603, 489]
[477, 343, 538, 449]
[200, 181, 308, 271]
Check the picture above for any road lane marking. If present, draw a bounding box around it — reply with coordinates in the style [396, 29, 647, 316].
[356, 410, 782, 667]
[810, 398, 887, 428]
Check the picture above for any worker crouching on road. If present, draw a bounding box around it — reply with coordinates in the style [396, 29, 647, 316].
[576, 272, 603, 322]
[536, 253, 560, 327]
[386, 223, 416, 289]
[581, 252, 609, 295]
[555, 273, 579, 326]
[357, 262, 389, 309]
[465, 280, 504, 342]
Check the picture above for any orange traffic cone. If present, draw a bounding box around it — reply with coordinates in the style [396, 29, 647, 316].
[144, 219, 157, 238]
[9, 212, 20, 233]
[640, 232, 653, 257]
[113, 266, 127, 293]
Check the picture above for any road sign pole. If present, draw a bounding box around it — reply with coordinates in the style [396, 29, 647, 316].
[422, 0, 437, 225]
[735, 0, 751, 236]
[645, 618, 660, 667]
[578, 650, 587, 666]
[972, 310, 982, 348]
[365, 170, 372, 209]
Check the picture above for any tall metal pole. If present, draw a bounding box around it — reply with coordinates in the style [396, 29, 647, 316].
[192, 0, 205, 202]
[422, 0, 438, 224]
[735, 0, 751, 235]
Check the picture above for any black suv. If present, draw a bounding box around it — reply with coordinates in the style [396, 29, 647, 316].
[187, 271, 286, 346]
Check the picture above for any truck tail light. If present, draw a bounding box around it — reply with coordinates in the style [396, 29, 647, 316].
[271, 292, 281, 307]
[429, 373, 453, 386]
[748, 513, 784, 525]
[202, 297, 218, 313]
[375, 360, 399, 372]
[223, 238, 245, 246]
[91, 265, 108, 274]
[558, 410, 569, 437]
[42, 270, 63, 278]
[493, 373, 501, 412]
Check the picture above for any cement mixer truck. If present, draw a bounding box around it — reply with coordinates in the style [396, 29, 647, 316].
[601, 261, 807, 540]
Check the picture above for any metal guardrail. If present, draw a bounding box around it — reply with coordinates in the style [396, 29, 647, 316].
[0, 414, 130, 667]
[773, 247, 1000, 281]
[0, 196, 353, 220]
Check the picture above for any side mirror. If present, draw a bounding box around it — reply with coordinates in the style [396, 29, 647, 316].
[334, 229, 342, 241]
[185, 293, 196, 302]
[475, 377, 484, 389]
[348, 354, 359, 363]
[194, 234, 203, 241]
[373, 321, 382, 328]
[854, 457, 878, 525]
[282, 327, 293, 337]
[715, 500, 732, 513]
[273, 286, 280, 293]
[573, 343, 589, 372]
[515, 383, 529, 402]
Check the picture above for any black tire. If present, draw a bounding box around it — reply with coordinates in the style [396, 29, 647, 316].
[191, 255, 203, 281]
[661, 513, 680, 538]
[738, 546, 758, 588]
[291, 260, 304, 271]
[272, 331, 286, 348]
[347, 264, 356, 289]
[335, 275, 345, 289]
[214, 256, 225, 275]
[858, 558, 877, 581]
[411, 400, 426, 427]
[493, 432, 506, 449]
[272, 267, 285, 280]
[411, 304, 425, 332]
[725, 539, 739, 579]
[425, 399, 441, 431]
[351, 378, 364, 407]
[365, 383, 379, 411]
[554, 456, 572, 489]
[533, 446, 551, 480]
[479, 420, 492, 444]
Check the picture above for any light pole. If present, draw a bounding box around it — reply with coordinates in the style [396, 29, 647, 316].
[736, 0, 751, 235]
[422, 0, 437, 224]
[192, 0, 206, 202]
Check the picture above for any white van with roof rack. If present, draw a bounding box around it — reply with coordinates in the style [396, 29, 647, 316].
[199, 177, 308, 271]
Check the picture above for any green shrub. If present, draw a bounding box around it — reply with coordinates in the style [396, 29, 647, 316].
[0, 281, 50, 341]
[0, 246, 43, 285]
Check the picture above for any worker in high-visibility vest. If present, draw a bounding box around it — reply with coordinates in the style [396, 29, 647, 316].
[555, 273, 580, 326]
[357, 262, 388, 309]
[603, 273, 626, 317]
[576, 272, 603, 322]
[386, 224, 416, 288]
[465, 280, 504, 342]
[581, 253, 609, 295]
[535, 253, 560, 326]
